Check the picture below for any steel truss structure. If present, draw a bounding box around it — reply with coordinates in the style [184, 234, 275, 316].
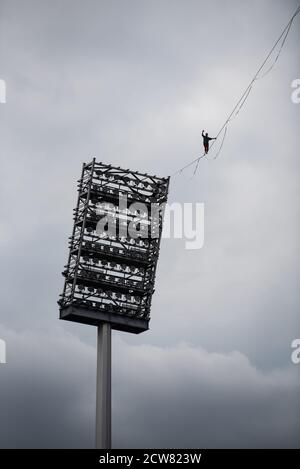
[58, 158, 169, 333]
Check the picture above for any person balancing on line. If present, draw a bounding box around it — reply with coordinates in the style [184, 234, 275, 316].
[202, 130, 216, 154]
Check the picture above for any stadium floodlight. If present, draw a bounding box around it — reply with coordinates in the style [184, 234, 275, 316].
[58, 158, 169, 448]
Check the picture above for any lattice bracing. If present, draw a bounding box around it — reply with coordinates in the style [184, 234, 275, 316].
[58, 159, 169, 333]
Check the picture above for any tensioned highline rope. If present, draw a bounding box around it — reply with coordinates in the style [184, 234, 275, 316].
[171, 4, 300, 177]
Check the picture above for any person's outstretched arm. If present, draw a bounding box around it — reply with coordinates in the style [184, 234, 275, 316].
[202, 130, 205, 137]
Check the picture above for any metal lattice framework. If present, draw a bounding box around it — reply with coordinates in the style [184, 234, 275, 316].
[58, 158, 169, 333]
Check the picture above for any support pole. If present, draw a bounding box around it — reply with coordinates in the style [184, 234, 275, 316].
[96, 323, 111, 449]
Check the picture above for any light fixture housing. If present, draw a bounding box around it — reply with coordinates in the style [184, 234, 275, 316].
[58, 159, 169, 334]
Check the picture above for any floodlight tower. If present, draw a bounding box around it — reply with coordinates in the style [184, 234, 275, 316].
[58, 158, 169, 449]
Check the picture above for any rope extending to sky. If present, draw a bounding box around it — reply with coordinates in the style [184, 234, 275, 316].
[171, 4, 300, 177]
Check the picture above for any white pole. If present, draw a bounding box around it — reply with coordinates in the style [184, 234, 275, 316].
[96, 323, 111, 449]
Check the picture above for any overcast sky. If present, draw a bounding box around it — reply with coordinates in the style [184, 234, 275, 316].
[0, 0, 299, 448]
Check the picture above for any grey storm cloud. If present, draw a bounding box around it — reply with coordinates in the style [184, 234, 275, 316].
[0, 325, 299, 448]
[0, 0, 300, 448]
[0, 325, 96, 448]
[113, 338, 300, 448]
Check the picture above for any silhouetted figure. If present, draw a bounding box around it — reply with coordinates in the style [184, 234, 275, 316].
[202, 130, 216, 154]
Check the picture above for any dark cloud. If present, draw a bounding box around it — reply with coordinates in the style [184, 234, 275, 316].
[0, 0, 299, 448]
[0, 326, 96, 448]
[113, 338, 300, 448]
[0, 328, 299, 448]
